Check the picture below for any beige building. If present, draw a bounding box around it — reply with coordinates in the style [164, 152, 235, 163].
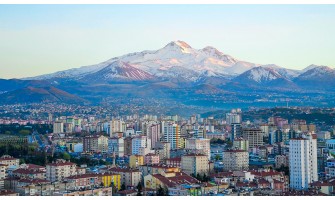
[0, 164, 6, 180]
[185, 138, 211, 160]
[0, 155, 20, 168]
[108, 168, 142, 187]
[223, 149, 249, 171]
[83, 135, 108, 153]
[46, 159, 77, 182]
[242, 128, 264, 148]
[181, 154, 209, 176]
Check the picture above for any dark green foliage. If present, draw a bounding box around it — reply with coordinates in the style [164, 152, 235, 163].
[136, 182, 142, 196]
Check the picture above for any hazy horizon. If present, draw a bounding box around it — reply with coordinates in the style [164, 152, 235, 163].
[1, 5, 335, 79]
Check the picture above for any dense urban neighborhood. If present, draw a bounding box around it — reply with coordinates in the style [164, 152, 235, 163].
[0, 105, 334, 196]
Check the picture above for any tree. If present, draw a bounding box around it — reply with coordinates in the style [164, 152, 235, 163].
[203, 174, 208, 182]
[19, 158, 25, 164]
[120, 183, 126, 191]
[110, 182, 117, 194]
[157, 185, 164, 196]
[136, 182, 142, 196]
[215, 154, 221, 161]
[163, 186, 169, 196]
[196, 173, 201, 181]
[19, 129, 31, 135]
[4, 131, 11, 135]
[62, 152, 71, 160]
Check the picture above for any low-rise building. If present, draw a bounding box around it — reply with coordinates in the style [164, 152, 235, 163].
[108, 168, 141, 187]
[0, 155, 19, 168]
[129, 155, 144, 169]
[144, 153, 160, 165]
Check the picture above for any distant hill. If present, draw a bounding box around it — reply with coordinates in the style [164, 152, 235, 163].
[0, 86, 88, 104]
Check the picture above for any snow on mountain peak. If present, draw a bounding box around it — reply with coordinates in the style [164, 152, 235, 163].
[245, 66, 283, 83]
[163, 40, 192, 53]
[302, 64, 333, 73]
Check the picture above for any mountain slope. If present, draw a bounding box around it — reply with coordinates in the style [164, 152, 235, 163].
[294, 65, 335, 90]
[233, 66, 296, 88]
[0, 79, 52, 92]
[0, 86, 88, 104]
[79, 61, 155, 83]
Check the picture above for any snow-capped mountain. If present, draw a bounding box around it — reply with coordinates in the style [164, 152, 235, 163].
[25, 41, 243, 81]
[294, 65, 335, 90]
[233, 66, 296, 88]
[298, 65, 334, 78]
[24, 41, 334, 90]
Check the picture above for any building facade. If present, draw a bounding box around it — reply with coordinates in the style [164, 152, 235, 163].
[289, 134, 318, 190]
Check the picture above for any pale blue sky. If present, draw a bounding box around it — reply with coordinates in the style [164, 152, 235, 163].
[0, 5, 334, 78]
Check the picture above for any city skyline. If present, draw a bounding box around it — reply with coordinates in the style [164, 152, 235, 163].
[1, 5, 335, 79]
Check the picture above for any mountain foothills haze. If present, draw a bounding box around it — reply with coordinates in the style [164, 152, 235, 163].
[0, 5, 335, 78]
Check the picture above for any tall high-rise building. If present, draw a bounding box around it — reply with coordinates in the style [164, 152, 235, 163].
[83, 135, 109, 153]
[231, 123, 242, 141]
[226, 109, 242, 125]
[132, 135, 151, 155]
[147, 123, 161, 148]
[163, 123, 180, 149]
[124, 137, 133, 156]
[108, 137, 124, 157]
[222, 150, 249, 171]
[242, 128, 264, 148]
[289, 133, 318, 190]
[53, 121, 64, 133]
[110, 119, 125, 136]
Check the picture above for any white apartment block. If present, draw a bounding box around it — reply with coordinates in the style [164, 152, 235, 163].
[110, 119, 125, 135]
[108, 137, 124, 157]
[46, 159, 77, 182]
[289, 134, 318, 190]
[185, 138, 211, 160]
[132, 136, 151, 155]
[53, 121, 64, 133]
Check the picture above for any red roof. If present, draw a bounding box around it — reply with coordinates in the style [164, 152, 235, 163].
[183, 153, 207, 157]
[152, 173, 200, 188]
[25, 164, 45, 169]
[0, 190, 17, 196]
[18, 178, 50, 184]
[13, 168, 45, 175]
[249, 170, 282, 177]
[67, 174, 99, 179]
[108, 167, 140, 173]
[311, 178, 335, 187]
